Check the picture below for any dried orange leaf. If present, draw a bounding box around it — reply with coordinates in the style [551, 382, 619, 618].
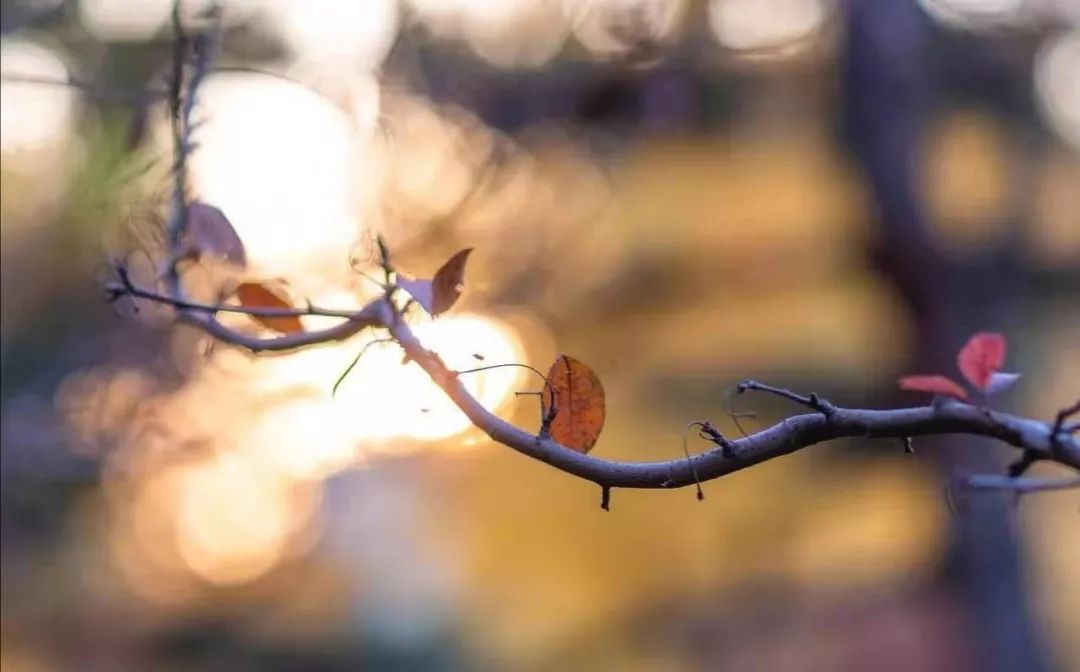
[398, 248, 473, 317]
[235, 282, 304, 334]
[183, 202, 246, 266]
[542, 354, 606, 453]
[431, 248, 472, 315]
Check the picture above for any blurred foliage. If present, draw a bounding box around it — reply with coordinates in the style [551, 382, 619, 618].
[2, 1, 1079, 671]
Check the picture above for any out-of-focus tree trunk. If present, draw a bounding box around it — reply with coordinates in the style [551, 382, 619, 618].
[840, 1, 1047, 671]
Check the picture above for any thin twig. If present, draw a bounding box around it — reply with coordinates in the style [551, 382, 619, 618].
[724, 386, 757, 438]
[165, 1, 221, 290]
[737, 379, 836, 416]
[332, 337, 395, 397]
[959, 474, 1080, 494]
[106, 273, 369, 320]
[107, 277, 1080, 488]
[681, 423, 707, 500]
[1051, 399, 1080, 456]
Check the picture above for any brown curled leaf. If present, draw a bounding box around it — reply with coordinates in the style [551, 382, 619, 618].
[398, 248, 473, 317]
[235, 282, 304, 334]
[541, 354, 606, 454]
[431, 248, 472, 315]
[182, 201, 246, 267]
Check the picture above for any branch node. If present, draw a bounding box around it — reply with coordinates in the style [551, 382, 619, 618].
[808, 393, 836, 417]
[696, 419, 735, 458]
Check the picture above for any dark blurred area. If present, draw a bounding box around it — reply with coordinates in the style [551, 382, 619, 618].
[2, 1, 1079, 671]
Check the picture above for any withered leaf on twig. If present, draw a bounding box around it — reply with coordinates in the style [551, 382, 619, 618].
[235, 282, 304, 334]
[398, 248, 473, 316]
[542, 354, 606, 454]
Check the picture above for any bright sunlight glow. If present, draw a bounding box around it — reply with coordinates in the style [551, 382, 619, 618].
[188, 72, 378, 279]
[709, 0, 828, 55]
[0, 39, 77, 155]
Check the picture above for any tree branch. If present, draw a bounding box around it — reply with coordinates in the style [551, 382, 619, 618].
[103, 0, 1080, 500]
[106, 271, 370, 320]
[105, 278, 1080, 490]
[959, 474, 1080, 494]
[381, 307, 1080, 489]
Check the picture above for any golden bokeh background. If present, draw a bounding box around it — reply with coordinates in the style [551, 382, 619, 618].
[2, 1, 1078, 671]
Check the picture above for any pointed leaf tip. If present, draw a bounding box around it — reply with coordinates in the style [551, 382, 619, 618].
[898, 374, 968, 400]
[398, 248, 473, 317]
[432, 248, 473, 316]
[985, 372, 1021, 396]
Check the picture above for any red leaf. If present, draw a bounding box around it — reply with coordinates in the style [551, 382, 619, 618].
[957, 332, 1006, 391]
[898, 375, 968, 400]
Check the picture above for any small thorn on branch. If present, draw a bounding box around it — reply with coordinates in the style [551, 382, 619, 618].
[807, 393, 836, 417]
[600, 485, 611, 511]
[902, 437, 914, 454]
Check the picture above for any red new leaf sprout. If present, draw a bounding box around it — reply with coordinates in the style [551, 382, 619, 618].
[898, 375, 969, 400]
[898, 332, 1014, 400]
[957, 332, 1006, 391]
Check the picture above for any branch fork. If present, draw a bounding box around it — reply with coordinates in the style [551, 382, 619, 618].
[102, 0, 1080, 506]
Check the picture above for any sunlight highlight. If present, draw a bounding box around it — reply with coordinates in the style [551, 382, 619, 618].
[188, 72, 378, 279]
[410, 0, 568, 68]
[0, 39, 78, 155]
[566, 0, 687, 57]
[79, 0, 172, 41]
[254, 313, 529, 447]
[175, 451, 319, 585]
[102, 312, 527, 588]
[1035, 31, 1080, 150]
[272, 0, 399, 71]
[338, 315, 527, 442]
[919, 0, 1027, 30]
[709, 0, 828, 55]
